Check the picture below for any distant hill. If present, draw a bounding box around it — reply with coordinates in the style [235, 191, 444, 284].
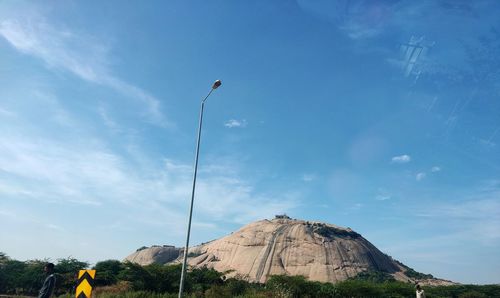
[125, 216, 455, 286]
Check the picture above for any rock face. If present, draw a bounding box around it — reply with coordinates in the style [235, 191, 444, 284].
[125, 217, 455, 285]
[183, 218, 402, 283]
[124, 245, 180, 266]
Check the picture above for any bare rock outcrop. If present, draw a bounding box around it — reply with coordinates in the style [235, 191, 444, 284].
[182, 218, 402, 283]
[124, 217, 456, 285]
[124, 245, 180, 266]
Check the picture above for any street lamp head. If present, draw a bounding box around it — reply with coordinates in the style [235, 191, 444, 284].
[212, 80, 222, 89]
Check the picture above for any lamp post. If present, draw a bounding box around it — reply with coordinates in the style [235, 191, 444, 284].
[178, 80, 222, 298]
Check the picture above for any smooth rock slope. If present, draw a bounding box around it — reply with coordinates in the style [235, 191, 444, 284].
[182, 217, 403, 283]
[125, 245, 181, 266]
[125, 217, 455, 285]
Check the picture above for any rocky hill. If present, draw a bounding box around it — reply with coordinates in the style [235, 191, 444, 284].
[124, 216, 455, 285]
[125, 245, 181, 265]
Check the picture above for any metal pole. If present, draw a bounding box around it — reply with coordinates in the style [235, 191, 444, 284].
[178, 81, 220, 298]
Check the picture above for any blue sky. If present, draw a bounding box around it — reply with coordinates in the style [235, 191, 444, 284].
[1, 0, 499, 284]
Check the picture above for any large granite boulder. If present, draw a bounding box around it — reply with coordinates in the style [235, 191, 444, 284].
[124, 217, 456, 285]
[124, 245, 180, 266]
[182, 218, 402, 283]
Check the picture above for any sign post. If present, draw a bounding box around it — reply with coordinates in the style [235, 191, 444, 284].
[76, 269, 96, 298]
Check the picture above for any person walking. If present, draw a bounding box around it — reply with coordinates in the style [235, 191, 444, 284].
[38, 263, 56, 298]
[415, 284, 426, 298]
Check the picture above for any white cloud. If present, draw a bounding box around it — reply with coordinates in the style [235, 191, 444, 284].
[296, 0, 391, 40]
[164, 159, 192, 173]
[480, 127, 500, 148]
[341, 22, 382, 40]
[416, 172, 426, 181]
[379, 181, 500, 284]
[0, 106, 16, 117]
[301, 173, 316, 182]
[431, 166, 441, 172]
[46, 224, 65, 231]
[0, 133, 300, 263]
[224, 119, 247, 128]
[391, 154, 411, 163]
[0, 69, 298, 260]
[351, 203, 363, 210]
[376, 195, 391, 201]
[32, 90, 77, 127]
[414, 195, 500, 243]
[0, 133, 297, 223]
[479, 138, 496, 148]
[479, 179, 500, 192]
[0, 17, 167, 126]
[98, 104, 120, 131]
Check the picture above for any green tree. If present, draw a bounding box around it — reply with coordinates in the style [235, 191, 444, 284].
[0, 252, 8, 293]
[335, 280, 383, 297]
[0, 252, 8, 263]
[1, 259, 28, 294]
[185, 266, 223, 294]
[93, 260, 125, 286]
[318, 282, 339, 297]
[224, 278, 249, 296]
[118, 261, 153, 291]
[350, 270, 396, 283]
[55, 257, 90, 295]
[143, 263, 181, 293]
[380, 282, 414, 297]
[266, 275, 323, 298]
[459, 290, 488, 298]
[18, 260, 46, 295]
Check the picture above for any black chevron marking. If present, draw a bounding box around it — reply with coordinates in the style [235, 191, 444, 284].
[77, 272, 95, 287]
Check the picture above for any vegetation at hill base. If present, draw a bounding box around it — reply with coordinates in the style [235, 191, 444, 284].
[1, 253, 499, 297]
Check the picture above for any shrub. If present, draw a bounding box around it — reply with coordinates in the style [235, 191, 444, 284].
[267, 275, 324, 298]
[336, 280, 384, 297]
[350, 270, 396, 283]
[404, 267, 434, 279]
[118, 262, 153, 291]
[458, 290, 488, 298]
[94, 260, 125, 286]
[55, 257, 90, 295]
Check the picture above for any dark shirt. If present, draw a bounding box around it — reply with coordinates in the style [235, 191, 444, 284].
[38, 273, 56, 298]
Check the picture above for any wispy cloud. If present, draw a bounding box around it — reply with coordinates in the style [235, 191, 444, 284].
[375, 187, 392, 201]
[164, 159, 192, 173]
[391, 154, 411, 163]
[415, 198, 500, 243]
[0, 106, 16, 117]
[404, 180, 500, 244]
[350, 203, 363, 210]
[416, 172, 426, 181]
[380, 181, 500, 283]
[46, 223, 65, 231]
[296, 1, 393, 40]
[97, 105, 120, 131]
[0, 132, 297, 223]
[479, 138, 496, 148]
[375, 195, 391, 201]
[224, 119, 247, 128]
[301, 173, 316, 182]
[478, 179, 500, 192]
[340, 22, 381, 40]
[0, 16, 167, 126]
[480, 126, 500, 148]
[431, 166, 441, 172]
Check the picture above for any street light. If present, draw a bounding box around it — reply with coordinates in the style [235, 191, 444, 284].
[178, 80, 222, 298]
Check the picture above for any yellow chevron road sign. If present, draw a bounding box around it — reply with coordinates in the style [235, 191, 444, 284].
[76, 269, 96, 298]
